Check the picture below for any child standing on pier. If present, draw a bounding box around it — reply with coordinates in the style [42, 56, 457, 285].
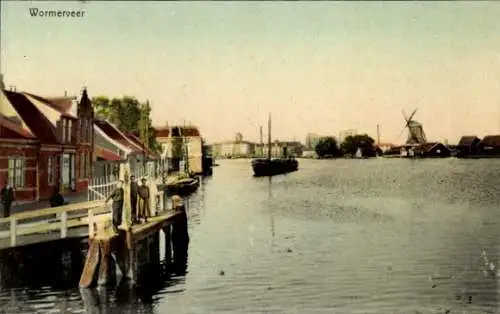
[105, 180, 124, 232]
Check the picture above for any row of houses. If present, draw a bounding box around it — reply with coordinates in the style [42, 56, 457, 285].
[208, 134, 303, 159]
[457, 135, 500, 157]
[0, 87, 155, 202]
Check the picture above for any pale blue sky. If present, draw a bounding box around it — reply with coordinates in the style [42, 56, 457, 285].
[2, 1, 499, 143]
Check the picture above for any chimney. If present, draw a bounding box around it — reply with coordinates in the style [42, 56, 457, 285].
[64, 90, 67, 97]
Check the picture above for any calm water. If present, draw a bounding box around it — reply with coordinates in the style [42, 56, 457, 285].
[1, 158, 499, 314]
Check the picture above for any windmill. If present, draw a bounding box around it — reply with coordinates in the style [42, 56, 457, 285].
[395, 108, 427, 145]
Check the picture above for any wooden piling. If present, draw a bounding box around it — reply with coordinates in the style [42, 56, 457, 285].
[164, 225, 172, 269]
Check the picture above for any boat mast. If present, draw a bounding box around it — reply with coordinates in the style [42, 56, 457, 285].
[259, 125, 264, 158]
[267, 112, 272, 160]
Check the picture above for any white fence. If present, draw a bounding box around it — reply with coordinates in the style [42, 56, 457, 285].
[87, 163, 163, 202]
[87, 174, 118, 201]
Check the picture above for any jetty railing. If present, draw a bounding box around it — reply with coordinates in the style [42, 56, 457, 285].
[0, 200, 110, 248]
[88, 174, 118, 201]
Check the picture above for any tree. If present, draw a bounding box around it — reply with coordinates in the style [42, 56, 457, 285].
[91, 96, 161, 154]
[315, 137, 342, 158]
[340, 134, 376, 157]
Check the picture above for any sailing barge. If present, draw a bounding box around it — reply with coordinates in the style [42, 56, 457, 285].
[251, 113, 299, 177]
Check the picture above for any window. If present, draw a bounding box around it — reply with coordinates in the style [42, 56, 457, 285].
[8, 158, 25, 188]
[61, 119, 67, 143]
[68, 120, 72, 143]
[47, 156, 55, 184]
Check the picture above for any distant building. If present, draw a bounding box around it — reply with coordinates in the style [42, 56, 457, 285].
[210, 133, 257, 158]
[302, 149, 318, 158]
[457, 136, 481, 157]
[338, 129, 357, 143]
[263, 141, 303, 158]
[154, 125, 203, 174]
[305, 133, 322, 149]
[477, 135, 500, 156]
[377, 142, 395, 153]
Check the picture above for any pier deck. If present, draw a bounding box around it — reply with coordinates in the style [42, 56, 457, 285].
[0, 200, 110, 250]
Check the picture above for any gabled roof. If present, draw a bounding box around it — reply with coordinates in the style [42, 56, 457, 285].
[123, 132, 156, 158]
[154, 125, 201, 138]
[2, 90, 60, 144]
[23, 92, 76, 119]
[414, 142, 449, 153]
[479, 135, 500, 147]
[0, 113, 36, 140]
[94, 119, 142, 153]
[44, 96, 76, 114]
[458, 136, 481, 146]
[154, 127, 169, 138]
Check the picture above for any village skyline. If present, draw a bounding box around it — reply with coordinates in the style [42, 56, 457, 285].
[1, 1, 500, 144]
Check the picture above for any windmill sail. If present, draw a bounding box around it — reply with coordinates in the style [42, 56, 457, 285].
[396, 108, 427, 145]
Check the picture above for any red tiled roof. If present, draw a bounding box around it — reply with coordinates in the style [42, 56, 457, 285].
[45, 96, 75, 113]
[154, 125, 201, 137]
[94, 119, 142, 153]
[23, 92, 76, 118]
[3, 90, 60, 144]
[124, 132, 156, 158]
[0, 113, 36, 140]
[95, 145, 121, 161]
[154, 127, 169, 138]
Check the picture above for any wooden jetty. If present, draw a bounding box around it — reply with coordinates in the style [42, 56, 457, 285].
[79, 209, 186, 287]
[0, 163, 189, 288]
[0, 200, 109, 249]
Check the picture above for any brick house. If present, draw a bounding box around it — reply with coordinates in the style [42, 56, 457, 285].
[0, 114, 39, 200]
[0, 88, 94, 201]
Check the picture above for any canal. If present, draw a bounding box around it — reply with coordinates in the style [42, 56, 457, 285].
[0, 158, 499, 313]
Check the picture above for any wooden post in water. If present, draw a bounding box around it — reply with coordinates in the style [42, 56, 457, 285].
[164, 225, 172, 270]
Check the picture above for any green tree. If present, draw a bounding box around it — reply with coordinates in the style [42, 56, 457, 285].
[315, 137, 342, 158]
[92, 96, 162, 154]
[340, 134, 376, 157]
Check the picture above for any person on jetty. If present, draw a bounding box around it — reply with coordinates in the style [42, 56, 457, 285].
[137, 178, 150, 223]
[130, 175, 139, 224]
[1, 181, 15, 218]
[49, 186, 65, 207]
[105, 180, 124, 232]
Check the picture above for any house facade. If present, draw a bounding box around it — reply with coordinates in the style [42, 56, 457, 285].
[0, 87, 94, 201]
[262, 141, 303, 158]
[477, 135, 500, 156]
[211, 140, 258, 158]
[93, 119, 155, 178]
[155, 125, 203, 174]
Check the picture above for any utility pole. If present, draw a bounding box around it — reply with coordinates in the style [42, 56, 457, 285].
[376, 124, 381, 145]
[259, 125, 263, 157]
[268, 113, 272, 160]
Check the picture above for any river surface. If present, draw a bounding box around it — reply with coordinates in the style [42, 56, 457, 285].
[1, 158, 499, 314]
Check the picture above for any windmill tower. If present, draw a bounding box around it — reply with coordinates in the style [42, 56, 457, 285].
[396, 108, 427, 145]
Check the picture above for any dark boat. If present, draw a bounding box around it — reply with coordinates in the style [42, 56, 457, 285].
[252, 158, 298, 177]
[251, 113, 299, 177]
[166, 177, 200, 196]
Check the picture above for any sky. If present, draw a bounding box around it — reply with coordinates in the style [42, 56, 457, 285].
[1, 1, 500, 144]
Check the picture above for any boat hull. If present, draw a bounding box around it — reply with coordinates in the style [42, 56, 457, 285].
[252, 159, 298, 177]
[165, 178, 200, 196]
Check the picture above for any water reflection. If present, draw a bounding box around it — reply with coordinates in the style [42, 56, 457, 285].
[79, 271, 186, 313]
